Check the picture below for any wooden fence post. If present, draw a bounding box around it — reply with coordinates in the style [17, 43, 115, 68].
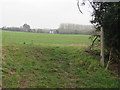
[100, 27, 105, 67]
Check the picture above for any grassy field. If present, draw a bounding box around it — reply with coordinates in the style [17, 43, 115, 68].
[1, 30, 119, 88]
[2, 31, 91, 47]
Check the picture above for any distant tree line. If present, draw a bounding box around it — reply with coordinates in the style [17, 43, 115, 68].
[2, 24, 32, 32]
[1, 23, 95, 35]
[58, 23, 95, 34]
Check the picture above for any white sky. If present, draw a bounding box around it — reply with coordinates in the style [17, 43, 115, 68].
[0, 0, 93, 29]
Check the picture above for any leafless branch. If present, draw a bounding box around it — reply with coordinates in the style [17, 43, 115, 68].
[77, 0, 83, 14]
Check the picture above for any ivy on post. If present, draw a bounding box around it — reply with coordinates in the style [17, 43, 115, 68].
[100, 27, 104, 67]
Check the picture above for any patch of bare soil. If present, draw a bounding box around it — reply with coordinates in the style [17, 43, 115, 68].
[19, 73, 35, 88]
[46, 44, 89, 47]
[109, 63, 118, 73]
[67, 44, 89, 47]
[109, 62, 120, 80]
[19, 75, 28, 88]
[85, 49, 100, 57]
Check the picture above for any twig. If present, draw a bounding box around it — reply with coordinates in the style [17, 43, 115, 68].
[90, 35, 99, 50]
[77, 0, 83, 14]
[105, 50, 112, 71]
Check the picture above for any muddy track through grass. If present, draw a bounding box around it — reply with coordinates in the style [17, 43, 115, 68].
[2, 45, 119, 88]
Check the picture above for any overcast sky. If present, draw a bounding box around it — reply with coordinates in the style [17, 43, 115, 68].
[0, 0, 93, 29]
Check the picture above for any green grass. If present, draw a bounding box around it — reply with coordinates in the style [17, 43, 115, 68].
[2, 30, 91, 47]
[2, 30, 119, 88]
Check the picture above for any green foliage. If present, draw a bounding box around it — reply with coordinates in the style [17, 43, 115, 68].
[91, 2, 120, 62]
